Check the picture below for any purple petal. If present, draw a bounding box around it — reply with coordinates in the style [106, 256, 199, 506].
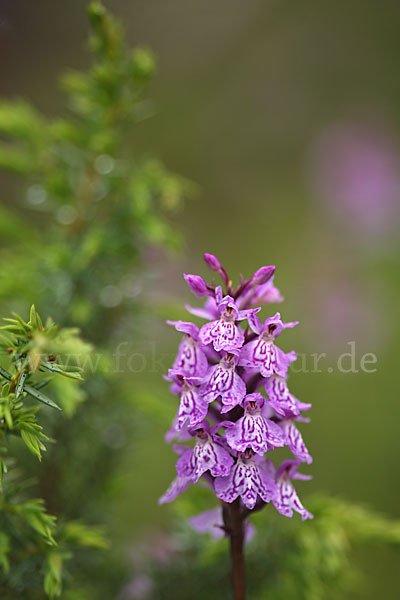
[275, 458, 306, 480]
[177, 385, 209, 429]
[257, 456, 276, 479]
[261, 313, 299, 339]
[285, 350, 298, 367]
[281, 421, 312, 464]
[165, 417, 192, 443]
[255, 281, 283, 304]
[247, 313, 262, 335]
[293, 472, 313, 481]
[242, 392, 265, 409]
[202, 358, 246, 411]
[273, 478, 313, 520]
[215, 455, 276, 509]
[261, 401, 274, 420]
[189, 508, 225, 539]
[217, 295, 238, 314]
[215, 286, 223, 305]
[264, 419, 286, 449]
[175, 447, 194, 477]
[226, 414, 268, 454]
[260, 312, 282, 333]
[201, 444, 232, 482]
[296, 399, 312, 413]
[225, 400, 284, 455]
[237, 278, 283, 309]
[177, 437, 234, 483]
[169, 381, 182, 395]
[192, 438, 233, 482]
[167, 320, 200, 339]
[239, 338, 288, 377]
[199, 319, 244, 352]
[245, 522, 256, 544]
[158, 474, 192, 504]
[172, 335, 209, 377]
[185, 297, 219, 320]
[237, 307, 261, 322]
[189, 507, 256, 543]
[264, 375, 300, 417]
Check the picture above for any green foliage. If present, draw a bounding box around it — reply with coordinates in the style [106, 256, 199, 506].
[0, 1, 189, 598]
[0, 307, 105, 598]
[0, 1, 190, 329]
[149, 495, 400, 600]
[0, 305, 87, 463]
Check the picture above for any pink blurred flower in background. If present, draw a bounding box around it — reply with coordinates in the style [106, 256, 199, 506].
[311, 122, 400, 238]
[309, 279, 384, 353]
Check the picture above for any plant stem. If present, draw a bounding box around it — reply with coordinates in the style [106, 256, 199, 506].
[223, 499, 246, 600]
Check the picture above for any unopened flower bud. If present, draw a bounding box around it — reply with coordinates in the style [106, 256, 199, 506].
[183, 274, 208, 297]
[203, 253, 222, 271]
[252, 265, 275, 285]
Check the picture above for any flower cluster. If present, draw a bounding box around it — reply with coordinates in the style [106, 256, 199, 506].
[160, 254, 313, 530]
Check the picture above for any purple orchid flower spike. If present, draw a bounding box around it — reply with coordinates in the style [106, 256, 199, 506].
[239, 312, 298, 378]
[161, 256, 314, 594]
[201, 352, 246, 413]
[225, 393, 285, 455]
[280, 419, 312, 464]
[215, 449, 276, 510]
[273, 459, 313, 520]
[189, 506, 255, 543]
[176, 422, 234, 483]
[167, 320, 208, 377]
[199, 286, 261, 353]
[166, 369, 209, 430]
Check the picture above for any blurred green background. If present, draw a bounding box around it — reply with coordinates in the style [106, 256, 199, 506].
[0, 1, 399, 598]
